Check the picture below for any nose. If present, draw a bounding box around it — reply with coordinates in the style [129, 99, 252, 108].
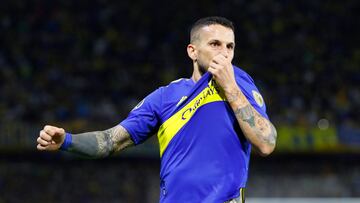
[220, 46, 229, 58]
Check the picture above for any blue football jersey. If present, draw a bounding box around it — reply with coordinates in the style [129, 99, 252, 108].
[121, 66, 268, 203]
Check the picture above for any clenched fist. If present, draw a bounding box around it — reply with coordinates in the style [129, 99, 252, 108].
[207, 54, 237, 93]
[37, 125, 66, 151]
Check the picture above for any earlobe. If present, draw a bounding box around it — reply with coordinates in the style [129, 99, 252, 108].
[187, 44, 197, 61]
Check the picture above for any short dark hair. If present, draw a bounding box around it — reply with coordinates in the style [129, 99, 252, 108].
[190, 16, 235, 43]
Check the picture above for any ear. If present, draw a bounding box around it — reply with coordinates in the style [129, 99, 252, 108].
[187, 44, 197, 61]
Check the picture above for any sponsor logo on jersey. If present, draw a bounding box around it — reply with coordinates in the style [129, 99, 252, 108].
[181, 81, 221, 120]
[157, 79, 225, 156]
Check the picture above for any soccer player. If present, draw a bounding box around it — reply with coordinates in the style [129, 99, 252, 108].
[36, 16, 277, 203]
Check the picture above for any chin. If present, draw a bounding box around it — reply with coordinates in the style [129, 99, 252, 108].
[198, 65, 208, 75]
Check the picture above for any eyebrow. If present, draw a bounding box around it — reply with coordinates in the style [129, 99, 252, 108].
[227, 42, 236, 47]
[208, 39, 235, 46]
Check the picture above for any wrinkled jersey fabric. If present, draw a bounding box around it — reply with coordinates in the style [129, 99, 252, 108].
[121, 66, 268, 203]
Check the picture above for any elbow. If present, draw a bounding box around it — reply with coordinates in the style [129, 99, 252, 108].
[258, 124, 277, 157]
[257, 144, 275, 157]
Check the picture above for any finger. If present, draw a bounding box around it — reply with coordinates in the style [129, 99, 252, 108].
[44, 125, 57, 136]
[37, 144, 48, 151]
[209, 61, 222, 71]
[58, 128, 65, 135]
[37, 137, 50, 146]
[212, 54, 227, 64]
[218, 53, 230, 62]
[208, 67, 219, 78]
[208, 67, 215, 75]
[40, 130, 52, 142]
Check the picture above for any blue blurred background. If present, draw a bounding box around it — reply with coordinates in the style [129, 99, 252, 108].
[0, 0, 359, 202]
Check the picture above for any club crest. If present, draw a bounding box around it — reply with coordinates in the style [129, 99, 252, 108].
[252, 90, 264, 107]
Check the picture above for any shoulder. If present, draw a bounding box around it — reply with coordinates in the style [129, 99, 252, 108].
[233, 65, 255, 84]
[163, 78, 194, 89]
[233, 65, 261, 93]
[143, 78, 192, 103]
[233, 65, 267, 113]
[141, 78, 192, 108]
[158, 78, 194, 97]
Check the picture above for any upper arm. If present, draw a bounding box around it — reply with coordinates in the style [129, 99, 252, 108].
[120, 88, 163, 145]
[110, 125, 134, 152]
[235, 71, 269, 119]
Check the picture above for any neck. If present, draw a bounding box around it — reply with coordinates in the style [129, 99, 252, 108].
[191, 63, 205, 83]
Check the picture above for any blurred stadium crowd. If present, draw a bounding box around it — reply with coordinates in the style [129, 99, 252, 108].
[0, 0, 359, 202]
[1, 0, 359, 128]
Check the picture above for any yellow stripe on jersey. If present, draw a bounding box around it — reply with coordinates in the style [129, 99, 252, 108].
[157, 79, 226, 157]
[224, 188, 245, 203]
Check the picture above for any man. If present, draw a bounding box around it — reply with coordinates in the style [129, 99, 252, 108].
[37, 16, 277, 203]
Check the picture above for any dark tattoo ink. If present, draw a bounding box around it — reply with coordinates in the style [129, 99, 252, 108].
[235, 105, 277, 147]
[69, 125, 134, 158]
[235, 105, 256, 127]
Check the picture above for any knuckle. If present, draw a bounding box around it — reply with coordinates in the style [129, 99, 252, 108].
[44, 125, 55, 133]
[46, 129, 54, 135]
[37, 144, 45, 150]
[40, 132, 48, 139]
[38, 137, 47, 144]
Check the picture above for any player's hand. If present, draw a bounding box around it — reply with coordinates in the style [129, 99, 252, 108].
[37, 125, 66, 151]
[207, 54, 237, 93]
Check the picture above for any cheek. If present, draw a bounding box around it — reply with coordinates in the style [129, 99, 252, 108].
[197, 54, 211, 68]
[198, 50, 216, 63]
[230, 53, 235, 60]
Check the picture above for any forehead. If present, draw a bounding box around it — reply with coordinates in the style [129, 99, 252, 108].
[197, 24, 234, 43]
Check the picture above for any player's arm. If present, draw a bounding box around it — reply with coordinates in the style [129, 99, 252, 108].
[37, 125, 134, 158]
[224, 88, 277, 156]
[208, 54, 277, 156]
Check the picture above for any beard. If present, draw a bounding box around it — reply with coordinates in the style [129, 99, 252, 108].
[197, 60, 208, 76]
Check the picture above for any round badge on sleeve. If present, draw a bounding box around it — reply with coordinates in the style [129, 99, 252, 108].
[252, 90, 264, 107]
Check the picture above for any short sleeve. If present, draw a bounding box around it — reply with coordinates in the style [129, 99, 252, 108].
[120, 88, 162, 145]
[235, 69, 269, 120]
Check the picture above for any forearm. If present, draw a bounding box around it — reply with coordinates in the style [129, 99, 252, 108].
[67, 125, 134, 158]
[225, 86, 277, 156]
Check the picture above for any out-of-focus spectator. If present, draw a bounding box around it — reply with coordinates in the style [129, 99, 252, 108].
[0, 0, 360, 130]
[0, 0, 358, 130]
[0, 1, 359, 202]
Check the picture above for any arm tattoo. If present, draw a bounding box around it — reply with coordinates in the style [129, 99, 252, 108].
[226, 90, 241, 103]
[225, 87, 277, 150]
[234, 105, 255, 127]
[268, 123, 277, 145]
[68, 125, 134, 158]
[234, 104, 277, 146]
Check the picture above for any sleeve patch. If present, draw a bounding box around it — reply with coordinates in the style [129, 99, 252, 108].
[252, 90, 264, 107]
